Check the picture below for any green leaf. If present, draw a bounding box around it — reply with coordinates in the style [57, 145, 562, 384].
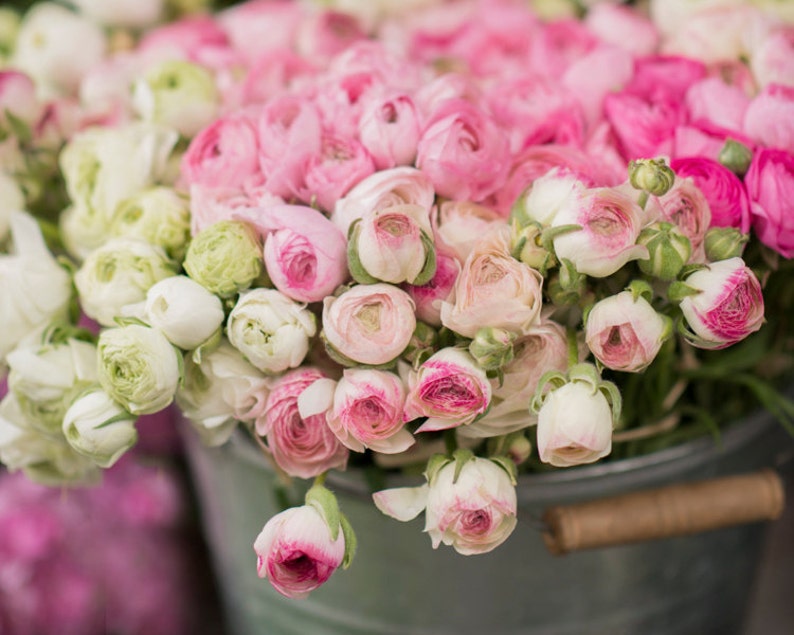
[339, 514, 357, 569]
[305, 483, 342, 542]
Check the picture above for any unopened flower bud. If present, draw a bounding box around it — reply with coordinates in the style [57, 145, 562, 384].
[718, 139, 753, 178]
[504, 433, 532, 466]
[637, 222, 691, 281]
[546, 259, 587, 306]
[469, 327, 517, 371]
[0, 8, 20, 61]
[511, 222, 555, 273]
[704, 226, 749, 262]
[629, 158, 675, 196]
[402, 321, 439, 366]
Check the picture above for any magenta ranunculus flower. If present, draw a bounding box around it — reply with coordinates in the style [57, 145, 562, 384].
[404, 347, 491, 433]
[745, 147, 794, 258]
[257, 368, 349, 479]
[670, 157, 750, 233]
[585, 291, 672, 373]
[253, 504, 346, 599]
[678, 257, 765, 350]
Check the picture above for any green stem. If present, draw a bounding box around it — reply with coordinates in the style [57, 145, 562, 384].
[313, 472, 327, 488]
[637, 190, 649, 210]
[443, 429, 458, 456]
[566, 328, 579, 368]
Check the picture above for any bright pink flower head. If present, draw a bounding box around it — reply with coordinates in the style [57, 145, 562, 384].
[745, 147, 794, 258]
[257, 368, 349, 479]
[670, 157, 750, 233]
[626, 55, 708, 103]
[743, 84, 794, 155]
[679, 258, 765, 350]
[604, 91, 686, 161]
[253, 505, 346, 599]
[404, 249, 460, 327]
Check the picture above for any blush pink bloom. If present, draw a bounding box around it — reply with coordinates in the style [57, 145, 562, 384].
[218, 0, 303, 65]
[603, 91, 686, 161]
[440, 227, 543, 337]
[685, 77, 750, 135]
[585, 291, 671, 373]
[332, 166, 435, 237]
[653, 176, 713, 261]
[749, 27, 794, 90]
[322, 283, 416, 366]
[253, 505, 346, 600]
[536, 380, 613, 467]
[743, 84, 794, 155]
[464, 320, 569, 439]
[416, 98, 510, 202]
[257, 368, 349, 479]
[403, 249, 460, 327]
[188, 182, 284, 236]
[297, 134, 376, 212]
[181, 110, 261, 189]
[679, 257, 765, 350]
[137, 14, 229, 62]
[358, 92, 421, 169]
[551, 187, 648, 277]
[432, 200, 503, 264]
[244, 204, 348, 303]
[327, 368, 413, 454]
[0, 71, 43, 129]
[744, 147, 794, 258]
[295, 10, 367, 61]
[672, 121, 756, 163]
[424, 457, 517, 555]
[404, 347, 491, 433]
[528, 18, 598, 79]
[670, 157, 750, 233]
[627, 55, 707, 103]
[584, 3, 659, 56]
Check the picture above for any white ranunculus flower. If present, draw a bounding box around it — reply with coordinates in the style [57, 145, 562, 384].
[138, 275, 225, 350]
[74, 237, 177, 327]
[0, 169, 25, 241]
[177, 340, 271, 446]
[62, 388, 138, 468]
[132, 60, 219, 138]
[227, 288, 317, 374]
[97, 324, 182, 415]
[12, 2, 107, 98]
[69, 0, 165, 28]
[0, 212, 72, 363]
[6, 338, 99, 436]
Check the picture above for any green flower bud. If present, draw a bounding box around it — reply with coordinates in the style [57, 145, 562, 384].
[637, 222, 692, 281]
[133, 60, 219, 138]
[111, 187, 191, 263]
[718, 139, 753, 178]
[468, 327, 517, 371]
[183, 220, 263, 297]
[704, 226, 749, 262]
[0, 8, 20, 61]
[511, 221, 555, 274]
[546, 258, 587, 306]
[505, 433, 532, 466]
[628, 158, 676, 196]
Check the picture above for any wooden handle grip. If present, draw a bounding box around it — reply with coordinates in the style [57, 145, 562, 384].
[543, 469, 785, 555]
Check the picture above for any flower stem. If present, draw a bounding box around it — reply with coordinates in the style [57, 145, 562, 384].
[637, 190, 649, 210]
[313, 472, 327, 488]
[443, 429, 458, 456]
[567, 328, 579, 368]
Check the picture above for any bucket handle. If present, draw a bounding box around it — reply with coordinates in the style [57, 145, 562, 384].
[542, 469, 785, 555]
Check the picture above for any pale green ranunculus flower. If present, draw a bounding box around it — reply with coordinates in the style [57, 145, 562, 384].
[62, 387, 138, 468]
[133, 59, 219, 138]
[74, 237, 178, 327]
[183, 220, 263, 297]
[97, 324, 182, 416]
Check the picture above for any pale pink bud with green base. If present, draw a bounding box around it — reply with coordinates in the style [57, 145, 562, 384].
[585, 291, 672, 373]
[404, 347, 491, 433]
[677, 257, 764, 350]
[653, 176, 712, 263]
[637, 221, 691, 281]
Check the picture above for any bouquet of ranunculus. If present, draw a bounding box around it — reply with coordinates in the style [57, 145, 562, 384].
[1, 0, 793, 602]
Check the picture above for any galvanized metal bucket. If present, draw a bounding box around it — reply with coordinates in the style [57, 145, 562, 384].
[183, 407, 791, 635]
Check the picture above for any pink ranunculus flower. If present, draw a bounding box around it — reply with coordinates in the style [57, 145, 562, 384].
[253, 504, 346, 600]
[463, 319, 569, 439]
[603, 91, 686, 161]
[243, 204, 348, 304]
[685, 77, 750, 135]
[349, 203, 435, 285]
[188, 182, 285, 236]
[678, 257, 765, 350]
[404, 347, 491, 433]
[653, 176, 713, 262]
[584, 3, 660, 56]
[745, 147, 794, 258]
[403, 249, 460, 327]
[327, 368, 413, 454]
[424, 456, 517, 555]
[358, 92, 421, 170]
[180, 109, 261, 189]
[297, 134, 376, 213]
[137, 14, 229, 62]
[322, 283, 416, 366]
[332, 166, 436, 237]
[0, 71, 43, 130]
[432, 200, 503, 264]
[440, 226, 543, 337]
[671, 121, 756, 163]
[551, 187, 648, 278]
[626, 55, 707, 104]
[749, 26, 794, 90]
[743, 84, 794, 156]
[416, 98, 510, 202]
[295, 9, 368, 61]
[257, 368, 349, 479]
[536, 380, 614, 468]
[670, 157, 750, 233]
[585, 291, 671, 373]
[218, 0, 304, 65]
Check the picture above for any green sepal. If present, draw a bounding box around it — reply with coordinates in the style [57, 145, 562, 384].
[320, 331, 398, 370]
[94, 410, 137, 430]
[667, 281, 701, 303]
[424, 453, 452, 484]
[598, 379, 623, 428]
[305, 483, 342, 542]
[489, 455, 518, 486]
[191, 325, 223, 364]
[679, 263, 709, 279]
[339, 514, 357, 569]
[567, 362, 602, 392]
[346, 220, 380, 285]
[540, 224, 582, 252]
[529, 369, 568, 414]
[5, 109, 32, 144]
[451, 448, 475, 484]
[627, 279, 654, 303]
[409, 229, 437, 286]
[113, 315, 150, 329]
